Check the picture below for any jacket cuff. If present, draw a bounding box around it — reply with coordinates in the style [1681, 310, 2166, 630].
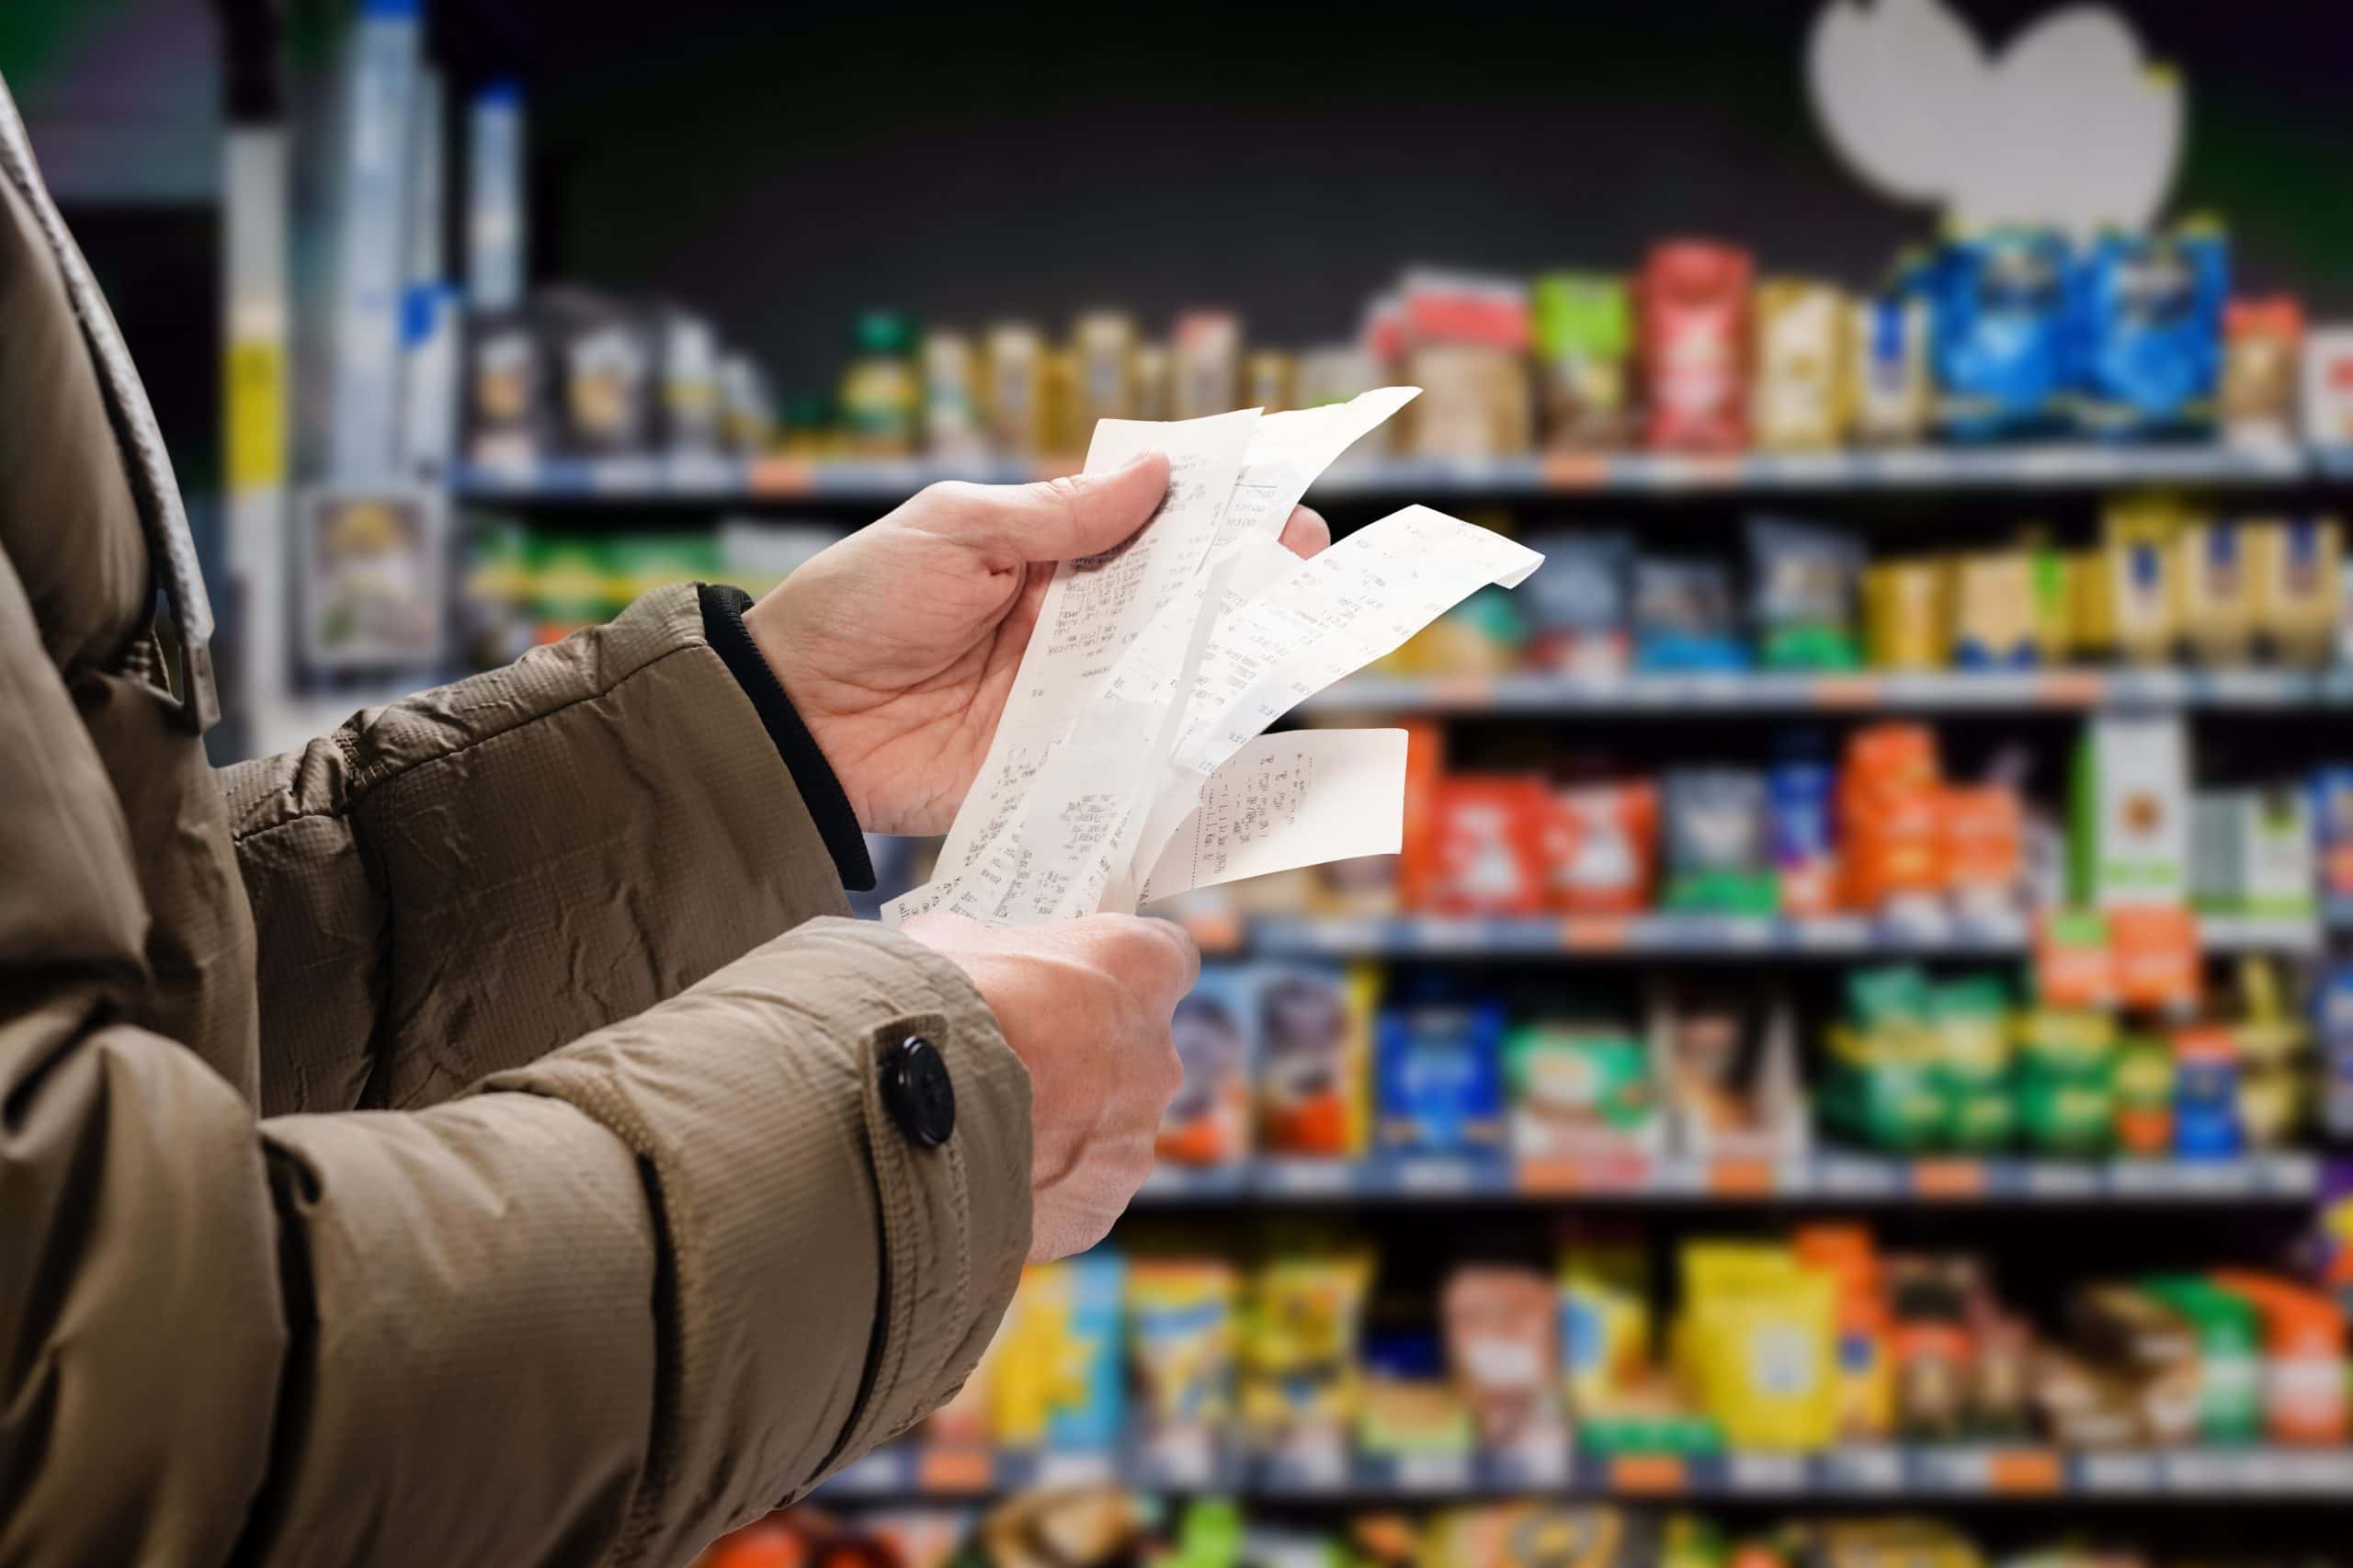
[697, 584, 873, 892]
[475, 915, 1030, 1562]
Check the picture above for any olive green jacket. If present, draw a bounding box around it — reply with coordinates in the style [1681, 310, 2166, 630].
[0, 75, 1028, 1568]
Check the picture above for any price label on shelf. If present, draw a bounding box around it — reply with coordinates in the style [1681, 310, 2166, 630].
[1037, 1450, 1117, 1489]
[1915, 1448, 1992, 1492]
[1728, 1452, 1808, 1493]
[1824, 1447, 1905, 1493]
[1815, 1156, 1902, 1198]
[1394, 1157, 1479, 1195]
[1606, 1453, 1688, 1494]
[2022, 1161, 2103, 1199]
[2080, 1451, 2158, 1493]
[1393, 1451, 1473, 1493]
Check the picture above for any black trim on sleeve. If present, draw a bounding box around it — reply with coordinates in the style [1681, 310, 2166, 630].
[698, 583, 875, 892]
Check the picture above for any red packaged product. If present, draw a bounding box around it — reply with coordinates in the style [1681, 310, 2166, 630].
[1639, 240, 1752, 451]
[1395, 722, 1449, 911]
[1426, 776, 1550, 915]
[1540, 780, 1659, 914]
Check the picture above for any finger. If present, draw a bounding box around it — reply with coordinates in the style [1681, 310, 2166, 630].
[944, 450, 1172, 568]
[1278, 505, 1331, 560]
[1122, 913, 1202, 997]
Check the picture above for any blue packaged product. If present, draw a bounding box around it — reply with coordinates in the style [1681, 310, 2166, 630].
[1768, 760, 1837, 913]
[2074, 225, 2227, 440]
[1928, 229, 2074, 442]
[2311, 766, 2353, 902]
[2172, 1030, 2242, 1160]
[1042, 1252, 1128, 1450]
[2320, 962, 2353, 1140]
[1376, 1002, 1506, 1155]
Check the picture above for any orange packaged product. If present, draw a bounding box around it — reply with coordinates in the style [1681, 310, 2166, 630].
[1938, 785, 2023, 913]
[2211, 1272, 2348, 1446]
[1426, 776, 1551, 915]
[1396, 722, 1449, 911]
[1540, 780, 1659, 915]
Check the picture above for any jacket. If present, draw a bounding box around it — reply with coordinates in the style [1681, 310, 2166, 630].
[0, 74, 1029, 1568]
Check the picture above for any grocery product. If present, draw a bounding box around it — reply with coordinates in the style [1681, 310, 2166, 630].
[1654, 982, 1805, 1155]
[1172, 311, 1242, 421]
[1767, 757, 1838, 917]
[1533, 274, 1633, 449]
[2312, 765, 2353, 900]
[1073, 311, 1137, 429]
[1242, 1251, 1373, 1460]
[463, 304, 547, 463]
[2221, 296, 2302, 448]
[1244, 350, 1295, 415]
[838, 310, 920, 457]
[1949, 551, 2040, 667]
[1426, 777, 1549, 915]
[1131, 342, 1175, 422]
[1633, 557, 1745, 671]
[2209, 1272, 2348, 1445]
[1443, 1267, 1567, 1455]
[1256, 962, 1375, 1157]
[2189, 787, 2314, 919]
[1504, 1019, 1658, 1161]
[1401, 271, 1535, 459]
[1660, 770, 1775, 914]
[1677, 1241, 1838, 1451]
[920, 330, 984, 458]
[1861, 561, 1949, 670]
[1522, 530, 1633, 675]
[1162, 966, 1256, 1165]
[1928, 229, 2073, 441]
[2177, 517, 2258, 664]
[1849, 272, 1934, 445]
[2170, 1024, 2242, 1159]
[1127, 1261, 1239, 1467]
[2139, 1276, 2264, 1445]
[1559, 1233, 1653, 1415]
[1541, 780, 1658, 915]
[1357, 1329, 1474, 1459]
[1425, 1505, 1650, 1568]
[2302, 324, 2353, 447]
[2070, 714, 2189, 909]
[984, 323, 1044, 455]
[1639, 241, 1751, 451]
[2249, 516, 2343, 665]
[1793, 1225, 1895, 1441]
[1750, 279, 1850, 450]
[1375, 1001, 1506, 1155]
[1745, 517, 1863, 669]
[2072, 224, 2227, 440]
[993, 1256, 1126, 1451]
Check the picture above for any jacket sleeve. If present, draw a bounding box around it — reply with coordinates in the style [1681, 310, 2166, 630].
[219, 580, 855, 1117]
[0, 550, 1032, 1567]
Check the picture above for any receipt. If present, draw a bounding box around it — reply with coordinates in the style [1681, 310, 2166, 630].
[921, 407, 1261, 902]
[883, 393, 1532, 931]
[1139, 728, 1407, 904]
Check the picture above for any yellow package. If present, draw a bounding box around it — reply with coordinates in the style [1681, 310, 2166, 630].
[2177, 517, 2258, 665]
[1126, 1261, 1239, 1448]
[1862, 561, 1949, 670]
[2248, 516, 2344, 667]
[1559, 1241, 1652, 1415]
[1425, 1505, 1644, 1568]
[1677, 1242, 1837, 1452]
[1241, 1251, 1373, 1451]
[1949, 551, 2038, 665]
[1751, 279, 1852, 450]
[1038, 348, 1081, 458]
[2098, 495, 2186, 664]
[983, 323, 1043, 456]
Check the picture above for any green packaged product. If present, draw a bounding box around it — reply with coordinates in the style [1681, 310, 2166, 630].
[1533, 274, 1632, 448]
[1506, 1022, 1654, 1147]
[1820, 1046, 1948, 1152]
[527, 533, 620, 637]
[2139, 1276, 2264, 1446]
[1926, 975, 2012, 1090]
[2017, 1008, 2118, 1079]
[1846, 964, 1931, 1030]
[2017, 1068, 2115, 1154]
[1946, 1086, 2016, 1151]
[603, 531, 722, 606]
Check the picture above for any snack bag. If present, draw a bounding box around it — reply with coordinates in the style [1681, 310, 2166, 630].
[1750, 279, 1850, 450]
[2094, 494, 2186, 665]
[1256, 962, 1375, 1158]
[1662, 770, 1775, 915]
[1427, 778, 1550, 915]
[1768, 759, 1838, 917]
[993, 1256, 1126, 1452]
[1242, 1251, 1373, 1460]
[1376, 1002, 1506, 1155]
[1949, 551, 2039, 667]
[1559, 1233, 1652, 1414]
[1161, 967, 1256, 1166]
[1426, 1505, 1648, 1568]
[1523, 531, 1633, 676]
[1927, 229, 2072, 441]
[2302, 325, 2353, 448]
[1127, 1261, 1239, 1466]
[1677, 1241, 1838, 1451]
[1505, 1020, 1657, 1162]
[2177, 518, 2258, 665]
[1745, 517, 1862, 670]
[2250, 516, 2343, 666]
[1533, 274, 1633, 449]
[1633, 557, 1745, 671]
[2222, 296, 2302, 448]
[2073, 222, 2227, 441]
[1541, 780, 1658, 915]
[1639, 241, 1752, 451]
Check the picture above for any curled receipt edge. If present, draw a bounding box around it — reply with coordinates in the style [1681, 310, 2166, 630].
[887, 389, 1548, 928]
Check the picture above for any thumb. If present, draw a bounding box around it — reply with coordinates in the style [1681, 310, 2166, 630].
[958, 450, 1171, 566]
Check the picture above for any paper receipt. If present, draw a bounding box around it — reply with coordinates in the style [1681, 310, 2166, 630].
[886, 389, 1548, 929]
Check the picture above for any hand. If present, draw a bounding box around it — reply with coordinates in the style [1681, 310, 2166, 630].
[745, 457, 1331, 835]
[900, 911, 1198, 1261]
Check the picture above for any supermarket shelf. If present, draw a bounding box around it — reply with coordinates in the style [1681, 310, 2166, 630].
[1238, 912, 2321, 959]
[1302, 667, 2353, 716]
[822, 1442, 2353, 1501]
[452, 443, 2326, 506]
[1131, 1152, 2325, 1205]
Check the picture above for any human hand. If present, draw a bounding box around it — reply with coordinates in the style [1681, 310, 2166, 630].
[745, 458, 1330, 835]
[900, 911, 1198, 1262]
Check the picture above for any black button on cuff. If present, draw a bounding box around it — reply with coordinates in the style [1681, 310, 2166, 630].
[881, 1035, 956, 1148]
